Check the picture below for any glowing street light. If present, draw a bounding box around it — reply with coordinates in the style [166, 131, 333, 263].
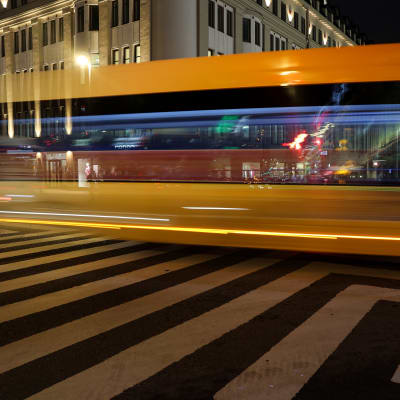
[75, 55, 91, 84]
[75, 55, 91, 68]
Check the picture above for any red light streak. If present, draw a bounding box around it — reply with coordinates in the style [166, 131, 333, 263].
[283, 132, 308, 150]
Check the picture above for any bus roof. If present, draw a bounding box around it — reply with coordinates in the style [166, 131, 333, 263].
[1, 43, 399, 103]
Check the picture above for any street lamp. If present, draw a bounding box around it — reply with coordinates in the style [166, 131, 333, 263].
[75, 55, 91, 84]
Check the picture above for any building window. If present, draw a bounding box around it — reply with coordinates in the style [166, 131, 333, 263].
[301, 16, 306, 34]
[21, 29, 26, 52]
[281, 3, 286, 22]
[226, 10, 233, 37]
[59, 18, 64, 41]
[60, 61, 64, 69]
[133, 0, 140, 21]
[43, 23, 48, 46]
[318, 29, 322, 45]
[43, 65, 49, 71]
[112, 49, 120, 64]
[89, 5, 99, 30]
[208, 49, 214, 56]
[327, 36, 332, 47]
[134, 44, 141, 63]
[333, 39, 337, 47]
[270, 32, 287, 51]
[50, 20, 56, 44]
[217, 5, 224, 33]
[28, 27, 32, 49]
[123, 46, 130, 63]
[272, 0, 278, 16]
[1, 36, 5, 58]
[208, 1, 215, 28]
[312, 25, 316, 41]
[122, 0, 129, 25]
[14, 31, 19, 54]
[294, 12, 299, 30]
[243, 18, 251, 43]
[77, 6, 85, 33]
[52, 63, 58, 70]
[11, 0, 17, 9]
[255, 21, 261, 46]
[112, 1, 119, 27]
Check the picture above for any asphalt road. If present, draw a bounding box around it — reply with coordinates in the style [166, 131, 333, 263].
[0, 223, 399, 400]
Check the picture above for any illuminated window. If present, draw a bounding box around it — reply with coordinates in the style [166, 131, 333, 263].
[112, 49, 120, 65]
[123, 46, 130, 64]
[134, 44, 141, 63]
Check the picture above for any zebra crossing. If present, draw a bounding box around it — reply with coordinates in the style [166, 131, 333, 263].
[0, 223, 399, 399]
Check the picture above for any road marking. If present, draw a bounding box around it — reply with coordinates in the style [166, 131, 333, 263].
[28, 262, 400, 400]
[1, 257, 268, 378]
[0, 232, 91, 251]
[0, 236, 105, 261]
[0, 250, 198, 323]
[0, 239, 131, 274]
[0, 249, 163, 293]
[215, 285, 400, 400]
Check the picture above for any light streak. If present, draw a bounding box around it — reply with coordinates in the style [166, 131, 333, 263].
[183, 207, 249, 211]
[0, 211, 170, 222]
[5, 194, 35, 198]
[283, 132, 308, 150]
[1, 218, 400, 242]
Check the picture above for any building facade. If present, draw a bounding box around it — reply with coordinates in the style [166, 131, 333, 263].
[0, 0, 365, 138]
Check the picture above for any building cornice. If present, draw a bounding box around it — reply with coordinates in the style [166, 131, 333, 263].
[0, 0, 73, 31]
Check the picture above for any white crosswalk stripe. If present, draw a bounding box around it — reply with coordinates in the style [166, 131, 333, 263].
[0, 223, 399, 400]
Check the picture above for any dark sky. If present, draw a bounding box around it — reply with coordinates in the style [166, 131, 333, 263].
[331, 0, 400, 44]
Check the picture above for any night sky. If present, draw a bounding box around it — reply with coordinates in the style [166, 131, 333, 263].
[331, 0, 400, 44]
